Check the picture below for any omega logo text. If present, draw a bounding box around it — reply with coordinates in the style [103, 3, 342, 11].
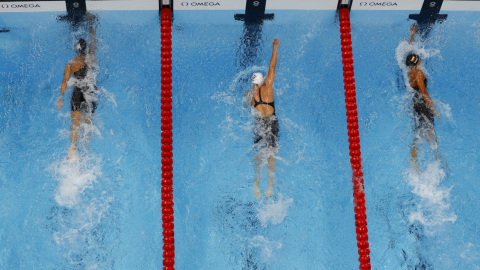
[359, 2, 397, 6]
[1, 3, 41, 9]
[180, 2, 220, 7]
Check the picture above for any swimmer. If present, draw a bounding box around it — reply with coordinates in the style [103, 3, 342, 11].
[57, 13, 97, 160]
[407, 23, 441, 172]
[246, 38, 279, 198]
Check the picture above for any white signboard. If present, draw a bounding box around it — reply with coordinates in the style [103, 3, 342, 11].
[175, 1, 243, 10]
[174, 0, 338, 10]
[351, 0, 480, 10]
[352, 0, 423, 10]
[0, 0, 479, 12]
[87, 0, 159, 11]
[0, 2, 65, 12]
[442, 1, 480, 11]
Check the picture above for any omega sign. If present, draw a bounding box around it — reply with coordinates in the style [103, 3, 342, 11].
[359, 2, 398, 6]
[1, 3, 41, 9]
[181, 2, 220, 6]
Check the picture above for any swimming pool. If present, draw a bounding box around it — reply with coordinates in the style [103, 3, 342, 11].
[1, 2, 480, 269]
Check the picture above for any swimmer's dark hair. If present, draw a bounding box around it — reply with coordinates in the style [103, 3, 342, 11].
[76, 39, 87, 55]
[406, 53, 420, 67]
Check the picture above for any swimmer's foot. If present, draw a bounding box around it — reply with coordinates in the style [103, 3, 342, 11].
[438, 156, 450, 173]
[255, 189, 260, 199]
[434, 153, 450, 173]
[409, 158, 420, 174]
[254, 181, 260, 199]
[68, 147, 77, 160]
[266, 181, 273, 198]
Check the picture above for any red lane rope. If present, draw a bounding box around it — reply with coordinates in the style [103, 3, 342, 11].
[160, 7, 175, 270]
[339, 8, 371, 270]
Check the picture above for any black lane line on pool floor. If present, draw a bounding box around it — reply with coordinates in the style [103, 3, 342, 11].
[235, 0, 274, 22]
[409, 0, 448, 38]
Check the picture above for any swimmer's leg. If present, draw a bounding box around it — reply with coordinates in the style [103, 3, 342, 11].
[425, 128, 440, 158]
[426, 128, 449, 171]
[84, 117, 91, 125]
[253, 153, 262, 199]
[68, 111, 82, 159]
[410, 138, 420, 173]
[266, 149, 276, 198]
[83, 102, 96, 125]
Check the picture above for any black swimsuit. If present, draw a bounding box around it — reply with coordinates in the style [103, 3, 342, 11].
[412, 77, 434, 129]
[254, 88, 275, 113]
[71, 62, 97, 113]
[253, 89, 279, 148]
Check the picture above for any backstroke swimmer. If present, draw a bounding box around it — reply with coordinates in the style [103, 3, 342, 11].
[245, 38, 280, 198]
[406, 23, 442, 171]
[57, 14, 98, 160]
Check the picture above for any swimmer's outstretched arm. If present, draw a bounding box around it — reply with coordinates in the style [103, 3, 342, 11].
[57, 63, 73, 110]
[264, 38, 279, 88]
[410, 23, 417, 44]
[415, 72, 440, 120]
[86, 13, 97, 56]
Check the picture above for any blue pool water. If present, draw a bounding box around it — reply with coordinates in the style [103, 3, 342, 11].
[1, 8, 480, 270]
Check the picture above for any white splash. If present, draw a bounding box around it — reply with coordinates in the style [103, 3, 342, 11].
[49, 151, 102, 207]
[211, 65, 267, 109]
[395, 40, 441, 74]
[296, 19, 323, 58]
[405, 161, 456, 229]
[434, 99, 455, 123]
[99, 86, 117, 108]
[250, 236, 282, 259]
[280, 117, 306, 164]
[256, 195, 293, 227]
[211, 91, 237, 105]
[53, 201, 107, 246]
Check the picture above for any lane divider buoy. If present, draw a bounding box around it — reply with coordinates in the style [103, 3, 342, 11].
[339, 7, 372, 270]
[160, 7, 175, 270]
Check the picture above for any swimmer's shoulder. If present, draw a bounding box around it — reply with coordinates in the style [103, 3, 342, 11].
[67, 57, 83, 69]
[260, 85, 274, 99]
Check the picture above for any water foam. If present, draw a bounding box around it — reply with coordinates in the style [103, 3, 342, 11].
[434, 99, 455, 123]
[256, 195, 293, 227]
[211, 65, 267, 108]
[404, 161, 456, 230]
[49, 150, 102, 207]
[49, 122, 113, 268]
[250, 235, 282, 259]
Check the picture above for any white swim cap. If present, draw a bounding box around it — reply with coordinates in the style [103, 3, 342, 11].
[252, 72, 264, 86]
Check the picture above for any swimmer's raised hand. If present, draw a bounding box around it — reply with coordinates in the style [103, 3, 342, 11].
[273, 38, 279, 47]
[409, 23, 417, 43]
[86, 12, 95, 23]
[56, 98, 63, 110]
[410, 23, 417, 34]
